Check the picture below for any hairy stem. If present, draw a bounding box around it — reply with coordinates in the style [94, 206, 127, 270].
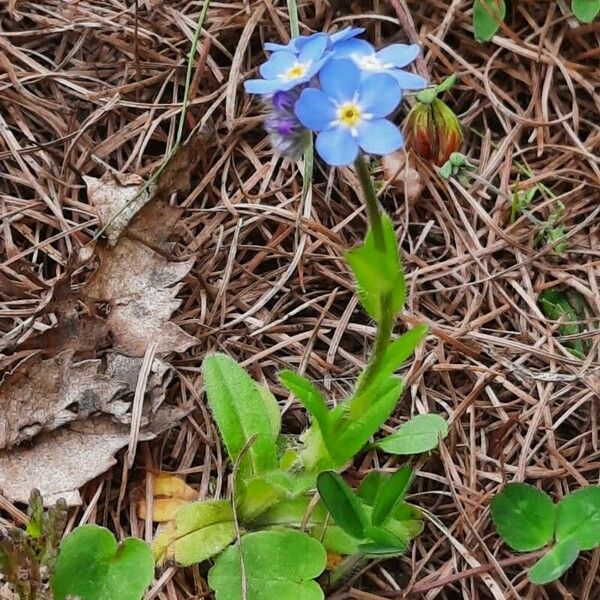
[355, 153, 385, 253]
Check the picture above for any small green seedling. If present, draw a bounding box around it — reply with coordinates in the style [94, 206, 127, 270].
[375, 414, 449, 455]
[51, 525, 154, 600]
[539, 289, 591, 358]
[317, 467, 423, 556]
[491, 483, 600, 585]
[473, 0, 599, 42]
[0, 490, 67, 600]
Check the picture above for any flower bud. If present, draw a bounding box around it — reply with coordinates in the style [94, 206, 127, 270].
[263, 90, 308, 160]
[403, 98, 462, 166]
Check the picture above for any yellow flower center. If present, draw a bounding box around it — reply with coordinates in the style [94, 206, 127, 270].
[285, 64, 306, 80]
[338, 103, 362, 127]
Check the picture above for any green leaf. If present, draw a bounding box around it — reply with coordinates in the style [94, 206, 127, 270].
[317, 471, 369, 539]
[490, 483, 556, 551]
[358, 472, 390, 506]
[334, 377, 404, 463]
[528, 539, 579, 585]
[539, 290, 587, 357]
[345, 214, 405, 322]
[555, 487, 600, 550]
[362, 325, 427, 394]
[473, 0, 506, 41]
[208, 530, 327, 600]
[371, 465, 413, 526]
[359, 526, 406, 556]
[376, 414, 448, 455]
[26, 489, 44, 539]
[203, 354, 278, 478]
[259, 385, 281, 441]
[238, 475, 288, 522]
[279, 371, 330, 437]
[51, 525, 153, 600]
[152, 500, 236, 566]
[572, 0, 600, 22]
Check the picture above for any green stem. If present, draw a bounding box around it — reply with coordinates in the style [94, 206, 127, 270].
[287, 0, 300, 36]
[355, 154, 385, 253]
[349, 292, 393, 418]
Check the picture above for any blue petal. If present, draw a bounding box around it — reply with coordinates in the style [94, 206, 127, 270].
[316, 127, 359, 166]
[330, 38, 374, 60]
[264, 41, 293, 52]
[298, 33, 328, 63]
[294, 33, 323, 52]
[259, 51, 296, 79]
[375, 44, 421, 68]
[389, 69, 428, 90]
[295, 88, 336, 131]
[358, 73, 402, 118]
[356, 119, 403, 155]
[329, 27, 366, 46]
[319, 59, 361, 103]
[244, 78, 286, 94]
[303, 55, 330, 80]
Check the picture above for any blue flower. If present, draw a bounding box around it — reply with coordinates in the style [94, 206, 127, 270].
[332, 39, 428, 90]
[244, 34, 329, 94]
[264, 27, 365, 53]
[294, 59, 404, 166]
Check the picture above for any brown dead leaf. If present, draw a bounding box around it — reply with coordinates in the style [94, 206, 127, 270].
[0, 407, 189, 506]
[0, 352, 173, 450]
[0, 352, 125, 449]
[84, 238, 197, 357]
[382, 150, 424, 202]
[85, 173, 154, 247]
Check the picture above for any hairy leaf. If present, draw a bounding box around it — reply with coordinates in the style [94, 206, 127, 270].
[345, 215, 405, 322]
[152, 500, 236, 566]
[203, 354, 278, 478]
[279, 371, 330, 436]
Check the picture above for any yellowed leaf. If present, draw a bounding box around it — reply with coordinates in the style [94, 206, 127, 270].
[152, 473, 197, 500]
[137, 498, 192, 523]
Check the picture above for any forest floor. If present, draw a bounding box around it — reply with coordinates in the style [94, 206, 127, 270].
[0, 0, 599, 598]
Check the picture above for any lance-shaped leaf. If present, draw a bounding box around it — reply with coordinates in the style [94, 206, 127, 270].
[203, 354, 278, 478]
[371, 465, 413, 526]
[317, 471, 369, 540]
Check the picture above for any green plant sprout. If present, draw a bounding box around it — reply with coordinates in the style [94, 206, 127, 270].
[491, 483, 600, 585]
[472, 0, 599, 41]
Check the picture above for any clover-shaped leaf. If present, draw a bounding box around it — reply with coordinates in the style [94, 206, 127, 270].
[572, 0, 600, 22]
[528, 539, 579, 585]
[555, 487, 600, 550]
[208, 530, 327, 600]
[490, 483, 556, 551]
[51, 525, 153, 600]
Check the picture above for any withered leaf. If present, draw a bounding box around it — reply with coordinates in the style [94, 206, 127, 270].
[85, 173, 154, 248]
[0, 407, 189, 506]
[84, 238, 197, 357]
[0, 353, 125, 450]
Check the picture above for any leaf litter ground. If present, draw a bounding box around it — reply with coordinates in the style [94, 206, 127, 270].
[0, 1, 599, 598]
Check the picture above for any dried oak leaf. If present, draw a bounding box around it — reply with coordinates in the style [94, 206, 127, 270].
[0, 352, 125, 450]
[84, 173, 154, 248]
[84, 238, 197, 357]
[0, 407, 188, 506]
[0, 352, 174, 450]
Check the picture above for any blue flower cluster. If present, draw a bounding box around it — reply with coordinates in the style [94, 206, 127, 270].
[245, 27, 427, 166]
